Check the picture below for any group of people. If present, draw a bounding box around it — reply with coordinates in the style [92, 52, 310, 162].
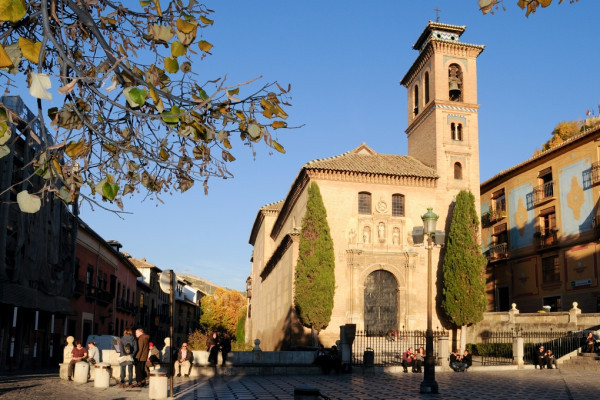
[401, 347, 425, 373]
[117, 328, 154, 388]
[449, 349, 472, 372]
[535, 345, 557, 369]
[66, 341, 101, 380]
[314, 345, 342, 374]
[206, 331, 232, 366]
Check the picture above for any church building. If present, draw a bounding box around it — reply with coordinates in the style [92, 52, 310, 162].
[246, 22, 485, 350]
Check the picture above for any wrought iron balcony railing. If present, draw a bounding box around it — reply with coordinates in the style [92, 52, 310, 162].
[488, 242, 508, 261]
[534, 231, 559, 250]
[533, 181, 554, 206]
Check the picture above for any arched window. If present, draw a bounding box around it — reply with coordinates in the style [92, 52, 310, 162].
[454, 162, 463, 180]
[392, 194, 405, 217]
[413, 85, 419, 115]
[451, 123, 463, 141]
[448, 63, 463, 102]
[358, 192, 371, 214]
[424, 72, 430, 104]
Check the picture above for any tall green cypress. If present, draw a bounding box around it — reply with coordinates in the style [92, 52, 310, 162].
[294, 182, 335, 336]
[441, 190, 487, 347]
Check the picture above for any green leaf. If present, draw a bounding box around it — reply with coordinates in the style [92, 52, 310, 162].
[0, 121, 11, 144]
[0, 144, 9, 159]
[161, 105, 181, 125]
[123, 87, 148, 108]
[171, 41, 187, 57]
[16, 190, 41, 213]
[102, 181, 119, 201]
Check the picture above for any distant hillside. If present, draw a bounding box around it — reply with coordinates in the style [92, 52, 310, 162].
[178, 273, 221, 295]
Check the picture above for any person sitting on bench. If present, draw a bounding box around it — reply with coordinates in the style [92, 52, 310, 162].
[401, 347, 415, 373]
[450, 349, 467, 372]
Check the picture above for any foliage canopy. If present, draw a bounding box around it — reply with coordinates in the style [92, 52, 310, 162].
[199, 287, 246, 336]
[441, 190, 487, 327]
[479, 0, 579, 17]
[0, 0, 292, 213]
[294, 182, 335, 333]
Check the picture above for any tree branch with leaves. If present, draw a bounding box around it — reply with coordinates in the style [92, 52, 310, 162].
[479, 0, 579, 17]
[0, 0, 294, 213]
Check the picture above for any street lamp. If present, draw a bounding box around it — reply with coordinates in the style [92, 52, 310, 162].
[420, 207, 439, 394]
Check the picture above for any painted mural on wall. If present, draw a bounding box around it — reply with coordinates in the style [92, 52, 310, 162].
[509, 183, 535, 250]
[559, 158, 594, 236]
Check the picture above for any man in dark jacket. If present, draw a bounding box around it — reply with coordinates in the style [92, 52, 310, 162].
[134, 328, 150, 387]
[174, 342, 194, 376]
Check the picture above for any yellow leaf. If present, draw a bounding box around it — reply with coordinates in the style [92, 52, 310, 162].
[223, 138, 232, 149]
[159, 147, 169, 161]
[0, 43, 12, 68]
[16, 190, 41, 213]
[164, 56, 179, 73]
[273, 140, 286, 154]
[65, 140, 88, 158]
[198, 40, 213, 53]
[29, 72, 52, 100]
[171, 41, 187, 57]
[18, 37, 42, 64]
[0, 0, 26, 23]
[235, 110, 246, 121]
[148, 24, 174, 43]
[274, 103, 288, 119]
[0, 42, 22, 74]
[0, 122, 11, 145]
[223, 150, 235, 162]
[176, 18, 196, 34]
[272, 121, 287, 129]
[199, 15, 214, 25]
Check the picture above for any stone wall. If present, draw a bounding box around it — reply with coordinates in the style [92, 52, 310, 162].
[466, 302, 600, 344]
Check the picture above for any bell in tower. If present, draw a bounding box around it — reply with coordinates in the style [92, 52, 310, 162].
[448, 64, 462, 102]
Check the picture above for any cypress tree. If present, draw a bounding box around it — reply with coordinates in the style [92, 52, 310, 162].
[441, 190, 487, 349]
[294, 182, 335, 338]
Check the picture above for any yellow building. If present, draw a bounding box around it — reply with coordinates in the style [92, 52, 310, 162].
[247, 22, 485, 350]
[482, 123, 600, 313]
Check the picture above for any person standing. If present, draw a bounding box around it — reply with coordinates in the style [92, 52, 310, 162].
[118, 328, 137, 388]
[207, 332, 219, 366]
[220, 333, 232, 366]
[67, 340, 87, 381]
[174, 342, 193, 377]
[134, 328, 150, 387]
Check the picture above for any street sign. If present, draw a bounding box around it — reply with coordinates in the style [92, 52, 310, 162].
[159, 269, 176, 294]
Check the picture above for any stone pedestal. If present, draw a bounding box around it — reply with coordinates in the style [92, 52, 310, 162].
[148, 369, 168, 399]
[74, 361, 89, 383]
[93, 363, 111, 388]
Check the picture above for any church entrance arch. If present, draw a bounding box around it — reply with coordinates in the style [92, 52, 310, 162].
[364, 270, 398, 334]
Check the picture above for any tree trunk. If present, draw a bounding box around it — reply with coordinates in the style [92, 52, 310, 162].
[460, 325, 467, 353]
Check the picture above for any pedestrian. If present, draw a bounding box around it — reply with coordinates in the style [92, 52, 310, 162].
[118, 328, 137, 388]
[207, 331, 219, 366]
[174, 342, 193, 377]
[220, 333, 232, 365]
[134, 328, 150, 387]
[67, 340, 87, 381]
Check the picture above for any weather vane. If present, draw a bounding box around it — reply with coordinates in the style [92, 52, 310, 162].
[434, 6, 441, 22]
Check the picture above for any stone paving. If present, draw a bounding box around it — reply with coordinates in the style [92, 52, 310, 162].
[2, 368, 600, 399]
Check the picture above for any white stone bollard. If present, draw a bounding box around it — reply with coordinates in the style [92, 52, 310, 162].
[148, 368, 168, 399]
[94, 362, 111, 388]
[74, 361, 89, 383]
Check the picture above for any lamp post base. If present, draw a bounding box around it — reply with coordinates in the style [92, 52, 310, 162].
[420, 381, 439, 394]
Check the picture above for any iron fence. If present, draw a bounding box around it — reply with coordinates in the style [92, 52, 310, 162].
[477, 329, 591, 366]
[352, 329, 447, 366]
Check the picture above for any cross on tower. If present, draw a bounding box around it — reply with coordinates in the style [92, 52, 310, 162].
[434, 6, 441, 22]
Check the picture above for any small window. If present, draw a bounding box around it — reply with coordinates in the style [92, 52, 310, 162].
[358, 192, 372, 214]
[392, 194, 405, 217]
[413, 85, 419, 115]
[424, 72, 430, 104]
[454, 162, 463, 180]
[542, 256, 560, 283]
[451, 123, 463, 141]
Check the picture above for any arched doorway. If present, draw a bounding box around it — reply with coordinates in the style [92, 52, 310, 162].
[364, 270, 398, 334]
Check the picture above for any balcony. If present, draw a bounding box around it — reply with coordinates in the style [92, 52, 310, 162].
[534, 231, 559, 250]
[488, 242, 508, 261]
[85, 285, 98, 301]
[96, 288, 114, 305]
[73, 279, 85, 297]
[533, 181, 554, 206]
[592, 161, 600, 185]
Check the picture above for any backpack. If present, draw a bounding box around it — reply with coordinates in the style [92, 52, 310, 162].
[124, 343, 133, 355]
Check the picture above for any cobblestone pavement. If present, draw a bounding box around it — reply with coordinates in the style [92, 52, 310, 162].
[1, 368, 600, 400]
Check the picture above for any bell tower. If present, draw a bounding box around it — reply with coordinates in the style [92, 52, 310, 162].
[401, 22, 484, 209]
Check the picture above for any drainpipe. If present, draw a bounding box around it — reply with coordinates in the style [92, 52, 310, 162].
[9, 306, 17, 370]
[50, 314, 55, 358]
[33, 310, 39, 364]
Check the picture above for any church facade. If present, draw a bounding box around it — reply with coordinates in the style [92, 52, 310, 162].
[246, 22, 485, 350]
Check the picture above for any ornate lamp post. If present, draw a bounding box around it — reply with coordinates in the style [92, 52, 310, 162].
[420, 208, 439, 394]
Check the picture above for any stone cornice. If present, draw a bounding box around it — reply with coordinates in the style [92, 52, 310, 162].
[271, 170, 310, 240]
[305, 169, 436, 188]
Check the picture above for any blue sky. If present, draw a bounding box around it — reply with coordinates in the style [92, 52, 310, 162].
[73, 1, 600, 291]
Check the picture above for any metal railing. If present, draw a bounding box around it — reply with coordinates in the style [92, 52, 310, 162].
[534, 231, 559, 250]
[592, 161, 600, 185]
[488, 242, 508, 261]
[352, 329, 446, 366]
[533, 181, 554, 205]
